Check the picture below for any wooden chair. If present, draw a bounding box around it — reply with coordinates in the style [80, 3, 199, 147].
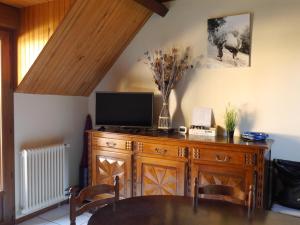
[69, 176, 119, 225]
[193, 177, 255, 216]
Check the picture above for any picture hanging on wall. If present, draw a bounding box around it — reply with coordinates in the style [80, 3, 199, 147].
[207, 13, 251, 68]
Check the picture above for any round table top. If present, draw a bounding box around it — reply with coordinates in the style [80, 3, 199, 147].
[87, 196, 300, 225]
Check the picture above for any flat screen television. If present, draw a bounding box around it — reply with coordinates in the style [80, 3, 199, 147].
[96, 92, 153, 127]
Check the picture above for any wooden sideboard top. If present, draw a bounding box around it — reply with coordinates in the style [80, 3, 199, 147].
[88, 129, 273, 150]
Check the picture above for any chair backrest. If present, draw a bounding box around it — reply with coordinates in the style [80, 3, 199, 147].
[193, 177, 254, 214]
[69, 176, 119, 225]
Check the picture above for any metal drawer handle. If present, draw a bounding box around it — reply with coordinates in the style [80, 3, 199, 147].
[215, 154, 230, 162]
[155, 148, 167, 155]
[106, 141, 117, 147]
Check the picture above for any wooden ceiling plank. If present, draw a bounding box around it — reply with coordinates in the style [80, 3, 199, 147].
[82, 5, 151, 96]
[17, 0, 75, 84]
[78, 2, 152, 96]
[16, 0, 152, 96]
[55, 1, 116, 93]
[19, 0, 84, 94]
[20, 0, 87, 93]
[49, 1, 105, 94]
[72, 2, 150, 96]
[71, 2, 134, 92]
[134, 0, 169, 17]
[84, 7, 152, 95]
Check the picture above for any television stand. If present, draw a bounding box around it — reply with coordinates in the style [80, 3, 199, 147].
[87, 129, 272, 209]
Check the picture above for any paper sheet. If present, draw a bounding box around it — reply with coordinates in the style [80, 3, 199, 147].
[191, 107, 212, 127]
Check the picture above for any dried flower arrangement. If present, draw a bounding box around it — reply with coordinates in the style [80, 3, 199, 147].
[142, 47, 194, 130]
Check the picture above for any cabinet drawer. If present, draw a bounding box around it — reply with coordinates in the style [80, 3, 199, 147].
[137, 142, 187, 159]
[92, 137, 132, 150]
[193, 148, 245, 166]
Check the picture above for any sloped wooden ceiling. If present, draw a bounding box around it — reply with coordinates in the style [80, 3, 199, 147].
[17, 0, 76, 84]
[16, 0, 152, 96]
[0, 0, 51, 8]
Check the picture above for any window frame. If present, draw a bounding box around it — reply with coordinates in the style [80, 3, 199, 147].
[0, 29, 15, 224]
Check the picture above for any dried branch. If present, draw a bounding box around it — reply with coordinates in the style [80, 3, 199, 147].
[142, 47, 193, 100]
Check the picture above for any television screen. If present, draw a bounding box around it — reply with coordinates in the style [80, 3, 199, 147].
[96, 92, 153, 127]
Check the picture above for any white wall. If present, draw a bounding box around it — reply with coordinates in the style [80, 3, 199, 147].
[89, 0, 300, 161]
[14, 93, 88, 217]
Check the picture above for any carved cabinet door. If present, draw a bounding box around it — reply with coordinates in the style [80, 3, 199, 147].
[134, 156, 186, 196]
[92, 149, 132, 198]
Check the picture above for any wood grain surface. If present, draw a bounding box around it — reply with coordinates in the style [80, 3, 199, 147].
[88, 130, 272, 208]
[16, 0, 152, 96]
[17, 0, 76, 84]
[88, 196, 300, 225]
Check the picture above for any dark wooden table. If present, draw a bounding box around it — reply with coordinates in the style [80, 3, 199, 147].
[88, 196, 300, 225]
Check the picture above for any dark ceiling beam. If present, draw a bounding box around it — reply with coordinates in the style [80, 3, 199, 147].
[0, 2, 19, 30]
[134, 0, 170, 17]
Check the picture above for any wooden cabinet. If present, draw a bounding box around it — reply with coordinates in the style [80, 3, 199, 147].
[88, 130, 271, 208]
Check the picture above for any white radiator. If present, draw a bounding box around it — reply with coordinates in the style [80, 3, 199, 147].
[20, 144, 68, 214]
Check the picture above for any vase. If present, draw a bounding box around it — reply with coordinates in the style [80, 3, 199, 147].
[158, 99, 171, 130]
[227, 130, 234, 139]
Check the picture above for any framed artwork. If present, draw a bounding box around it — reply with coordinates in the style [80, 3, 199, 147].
[207, 13, 251, 68]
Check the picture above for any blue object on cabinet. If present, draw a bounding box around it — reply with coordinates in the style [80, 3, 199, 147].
[241, 132, 269, 141]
